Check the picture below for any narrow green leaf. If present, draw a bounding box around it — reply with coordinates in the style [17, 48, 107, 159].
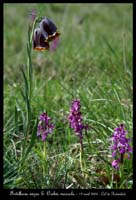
[20, 88, 26, 103]
[21, 119, 38, 164]
[15, 106, 19, 135]
[102, 36, 117, 56]
[16, 99, 26, 135]
[21, 68, 29, 98]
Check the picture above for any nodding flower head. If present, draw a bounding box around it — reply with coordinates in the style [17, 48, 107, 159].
[32, 17, 60, 51]
[39, 17, 61, 42]
[37, 112, 55, 142]
[33, 27, 49, 51]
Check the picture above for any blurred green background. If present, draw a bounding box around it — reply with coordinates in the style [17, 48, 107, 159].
[4, 3, 133, 129]
[4, 3, 133, 117]
[4, 3, 133, 189]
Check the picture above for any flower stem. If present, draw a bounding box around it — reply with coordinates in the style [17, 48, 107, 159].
[44, 142, 46, 160]
[43, 142, 46, 178]
[80, 143, 86, 171]
[80, 145, 83, 171]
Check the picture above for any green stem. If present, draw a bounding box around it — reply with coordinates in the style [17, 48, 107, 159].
[27, 26, 32, 102]
[44, 142, 46, 160]
[80, 147, 83, 171]
[27, 18, 37, 102]
[43, 142, 47, 178]
[80, 143, 86, 171]
[119, 154, 124, 184]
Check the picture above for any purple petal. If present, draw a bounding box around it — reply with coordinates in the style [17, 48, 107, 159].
[37, 130, 41, 136]
[50, 37, 60, 51]
[119, 147, 125, 154]
[112, 151, 116, 157]
[42, 134, 47, 141]
[112, 160, 120, 170]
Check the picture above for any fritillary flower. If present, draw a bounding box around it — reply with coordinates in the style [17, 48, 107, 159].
[32, 17, 60, 51]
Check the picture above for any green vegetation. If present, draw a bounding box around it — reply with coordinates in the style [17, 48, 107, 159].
[4, 3, 133, 189]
